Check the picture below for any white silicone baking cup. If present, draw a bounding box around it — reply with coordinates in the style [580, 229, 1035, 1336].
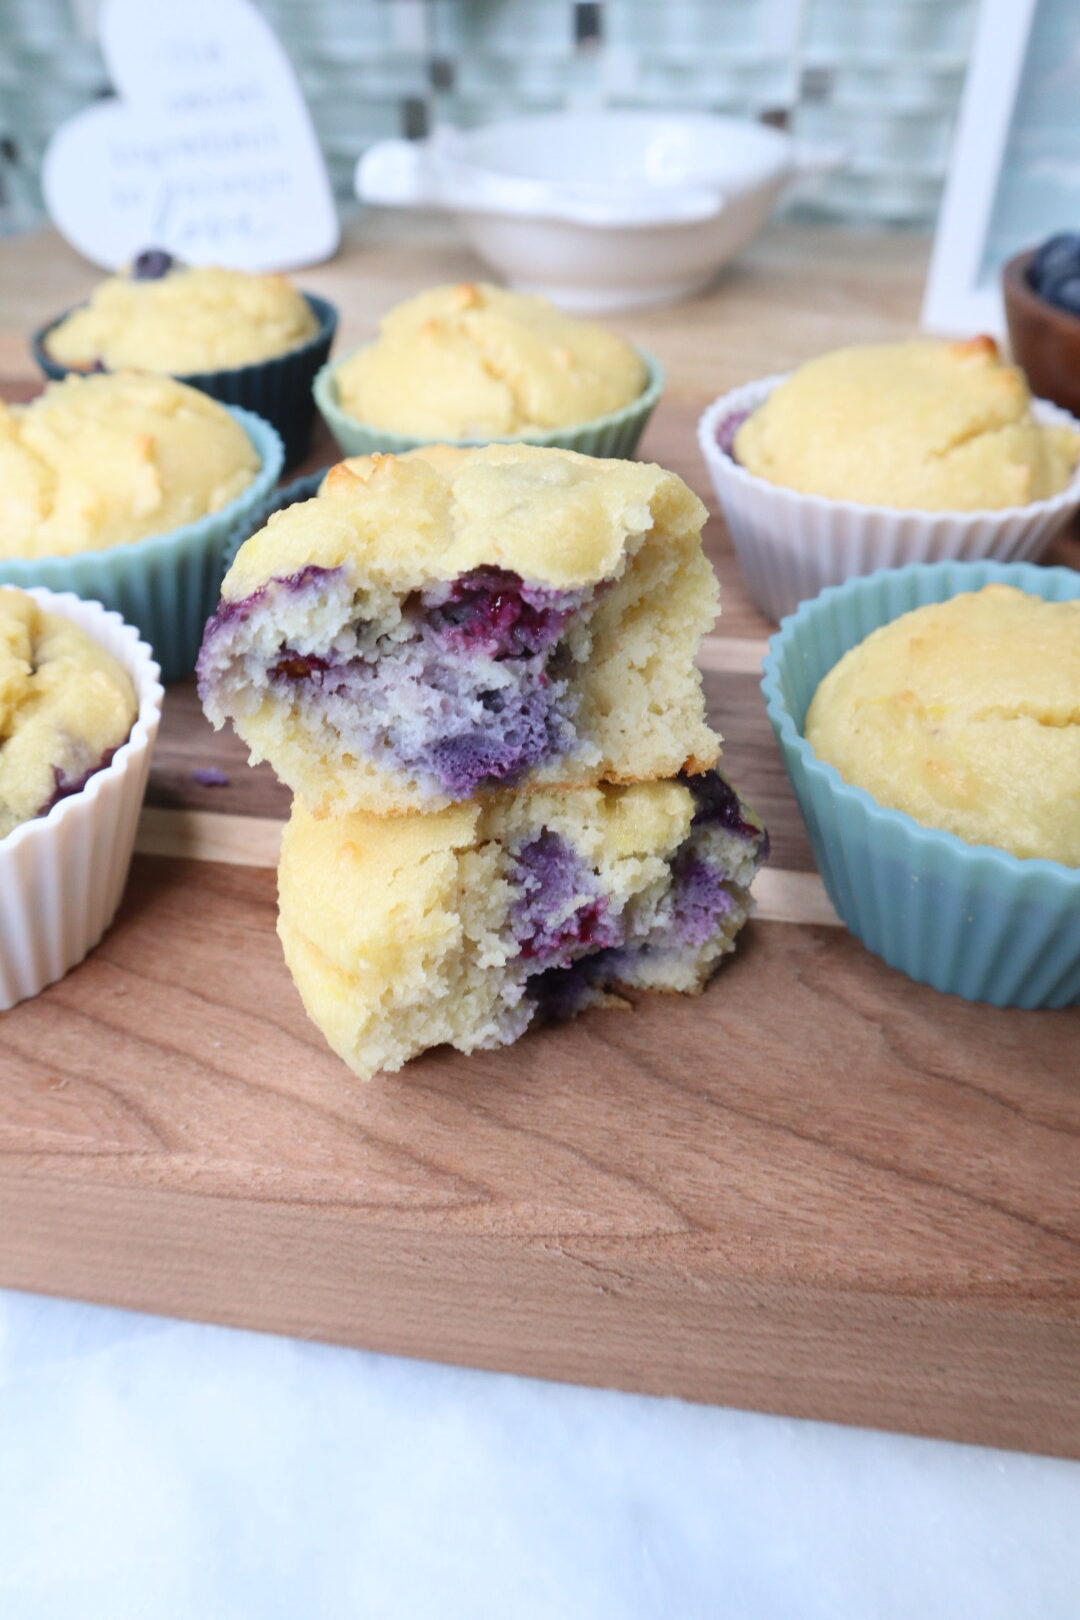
[698, 376, 1080, 623]
[0, 588, 164, 1010]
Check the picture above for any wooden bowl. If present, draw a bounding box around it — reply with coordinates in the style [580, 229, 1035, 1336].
[1002, 248, 1080, 417]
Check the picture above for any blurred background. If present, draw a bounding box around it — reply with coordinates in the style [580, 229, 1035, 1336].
[0, 0, 983, 236]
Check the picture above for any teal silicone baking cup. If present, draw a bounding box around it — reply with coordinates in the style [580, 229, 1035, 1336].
[761, 559, 1080, 1008]
[312, 344, 664, 459]
[32, 293, 337, 469]
[0, 407, 283, 684]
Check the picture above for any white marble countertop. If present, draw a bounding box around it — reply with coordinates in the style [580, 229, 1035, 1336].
[2, 1287, 1078, 1619]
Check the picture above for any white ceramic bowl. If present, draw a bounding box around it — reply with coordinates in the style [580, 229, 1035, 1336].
[698, 377, 1080, 623]
[356, 110, 800, 313]
[0, 588, 163, 1009]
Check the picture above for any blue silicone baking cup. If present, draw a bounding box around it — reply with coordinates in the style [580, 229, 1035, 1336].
[222, 466, 327, 574]
[313, 344, 664, 460]
[32, 293, 337, 469]
[761, 559, 1080, 1008]
[0, 407, 283, 684]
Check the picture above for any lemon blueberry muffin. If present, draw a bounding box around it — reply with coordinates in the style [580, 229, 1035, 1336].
[734, 336, 1080, 510]
[278, 768, 767, 1078]
[333, 281, 647, 440]
[0, 587, 137, 838]
[805, 584, 1080, 865]
[0, 372, 259, 560]
[44, 252, 319, 375]
[198, 443, 720, 815]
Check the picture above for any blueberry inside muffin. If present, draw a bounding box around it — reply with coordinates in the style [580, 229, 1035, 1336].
[198, 443, 721, 815]
[278, 769, 767, 1078]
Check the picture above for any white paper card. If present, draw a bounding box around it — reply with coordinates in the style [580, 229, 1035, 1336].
[43, 0, 339, 272]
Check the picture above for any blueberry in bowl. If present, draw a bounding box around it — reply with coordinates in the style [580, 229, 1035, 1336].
[1003, 239, 1080, 418]
[1028, 232, 1080, 314]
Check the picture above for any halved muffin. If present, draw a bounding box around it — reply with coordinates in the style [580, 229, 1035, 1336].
[198, 443, 721, 815]
[278, 768, 767, 1078]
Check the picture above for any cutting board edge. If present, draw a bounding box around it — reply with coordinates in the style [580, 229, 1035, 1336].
[5, 1169, 1078, 1460]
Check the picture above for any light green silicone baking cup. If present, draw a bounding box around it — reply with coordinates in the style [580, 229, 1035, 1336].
[312, 345, 664, 460]
[762, 559, 1080, 1008]
[0, 407, 283, 684]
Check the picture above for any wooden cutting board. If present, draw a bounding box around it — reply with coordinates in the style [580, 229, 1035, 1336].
[2, 274, 1079, 1459]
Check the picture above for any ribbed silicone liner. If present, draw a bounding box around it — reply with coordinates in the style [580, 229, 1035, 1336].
[32, 294, 336, 469]
[762, 559, 1080, 1007]
[222, 467, 326, 574]
[313, 345, 664, 459]
[0, 408, 283, 683]
[700, 378, 1080, 623]
[0, 588, 164, 1010]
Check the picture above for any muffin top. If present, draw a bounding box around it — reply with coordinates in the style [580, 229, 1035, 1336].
[805, 584, 1080, 865]
[734, 336, 1080, 510]
[332, 281, 647, 439]
[222, 442, 706, 599]
[0, 372, 259, 559]
[45, 253, 319, 373]
[0, 588, 137, 839]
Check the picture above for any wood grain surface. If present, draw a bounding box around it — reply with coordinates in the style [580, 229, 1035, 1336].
[1, 220, 1078, 1457]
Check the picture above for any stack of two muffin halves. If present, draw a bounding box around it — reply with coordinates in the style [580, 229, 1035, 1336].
[197, 444, 767, 1078]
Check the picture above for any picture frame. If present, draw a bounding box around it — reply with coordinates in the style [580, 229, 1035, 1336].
[923, 0, 1057, 336]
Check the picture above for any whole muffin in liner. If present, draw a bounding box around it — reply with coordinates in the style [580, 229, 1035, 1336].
[33, 293, 336, 469]
[0, 587, 164, 1010]
[314, 343, 664, 460]
[700, 377, 1080, 623]
[761, 558, 1080, 1007]
[0, 406, 283, 683]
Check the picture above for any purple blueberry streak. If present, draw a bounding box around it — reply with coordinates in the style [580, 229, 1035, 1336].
[199, 565, 341, 653]
[715, 408, 751, 461]
[667, 853, 735, 948]
[39, 745, 120, 815]
[682, 769, 762, 843]
[527, 955, 605, 1022]
[510, 832, 617, 964]
[514, 771, 769, 1021]
[198, 564, 591, 800]
[426, 683, 570, 798]
[422, 568, 578, 659]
